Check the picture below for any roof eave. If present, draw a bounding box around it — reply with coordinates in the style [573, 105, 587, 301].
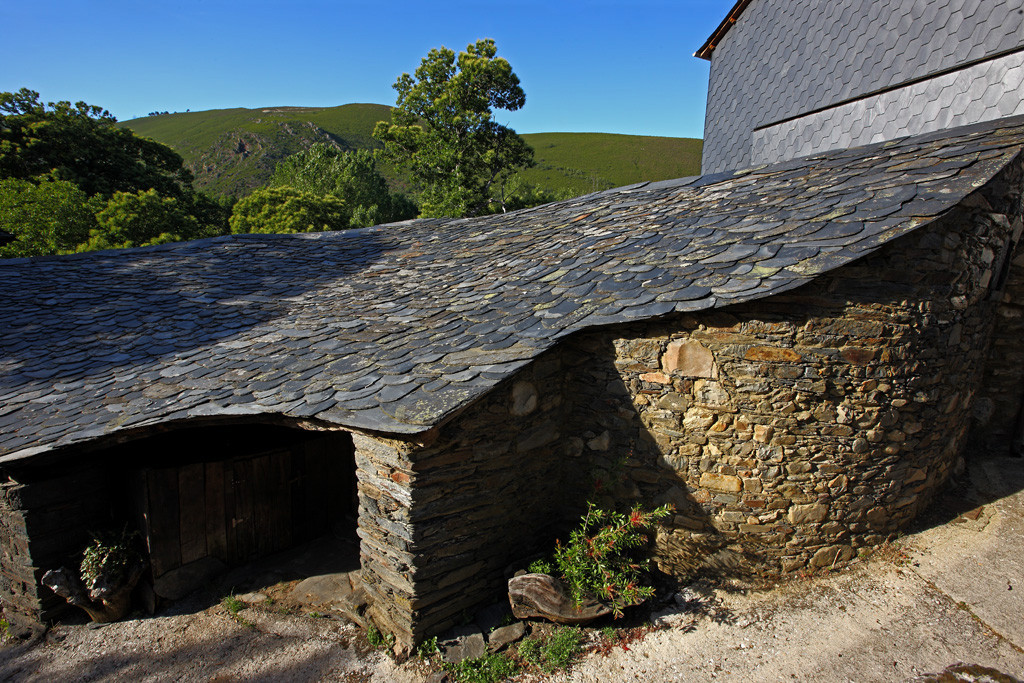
[695, 0, 754, 60]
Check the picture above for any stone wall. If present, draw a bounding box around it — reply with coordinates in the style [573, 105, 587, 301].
[974, 207, 1024, 455]
[353, 352, 572, 648]
[0, 465, 117, 633]
[355, 160, 1022, 645]
[563, 162, 1023, 577]
[0, 481, 36, 634]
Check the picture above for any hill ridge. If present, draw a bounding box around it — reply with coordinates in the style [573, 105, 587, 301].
[122, 104, 702, 199]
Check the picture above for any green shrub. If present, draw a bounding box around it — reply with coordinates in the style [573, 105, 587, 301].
[516, 627, 585, 674]
[446, 652, 518, 683]
[417, 635, 439, 658]
[517, 636, 541, 665]
[366, 624, 394, 649]
[554, 502, 671, 617]
[527, 558, 553, 574]
[79, 528, 141, 591]
[539, 626, 584, 672]
[221, 594, 246, 615]
[229, 185, 348, 235]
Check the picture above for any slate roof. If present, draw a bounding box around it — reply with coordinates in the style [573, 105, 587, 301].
[2, 116, 1024, 463]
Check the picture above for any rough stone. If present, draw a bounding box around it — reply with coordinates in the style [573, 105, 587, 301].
[788, 503, 829, 524]
[511, 382, 538, 416]
[487, 622, 526, 650]
[700, 473, 743, 493]
[662, 340, 717, 378]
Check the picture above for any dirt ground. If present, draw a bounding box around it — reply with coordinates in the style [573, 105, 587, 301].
[2, 454, 1023, 682]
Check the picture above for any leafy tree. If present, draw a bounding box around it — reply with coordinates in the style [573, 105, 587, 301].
[0, 88, 193, 199]
[229, 186, 348, 235]
[373, 39, 534, 218]
[269, 145, 416, 227]
[0, 88, 229, 257]
[82, 189, 202, 251]
[0, 175, 98, 257]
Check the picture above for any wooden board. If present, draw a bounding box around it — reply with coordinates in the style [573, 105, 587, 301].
[145, 468, 181, 577]
[178, 463, 208, 564]
[204, 460, 228, 560]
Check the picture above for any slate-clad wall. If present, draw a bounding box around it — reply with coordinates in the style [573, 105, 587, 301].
[564, 162, 1022, 575]
[354, 353, 571, 647]
[702, 0, 1024, 173]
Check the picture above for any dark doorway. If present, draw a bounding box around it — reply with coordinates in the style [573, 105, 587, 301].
[118, 424, 356, 583]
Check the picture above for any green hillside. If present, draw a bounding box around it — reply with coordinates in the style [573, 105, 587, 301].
[520, 132, 703, 196]
[122, 105, 702, 200]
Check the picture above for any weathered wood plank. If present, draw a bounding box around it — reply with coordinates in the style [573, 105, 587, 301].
[291, 445, 308, 543]
[270, 450, 292, 553]
[224, 458, 237, 563]
[252, 454, 273, 557]
[205, 460, 228, 560]
[305, 439, 329, 538]
[232, 458, 255, 562]
[178, 463, 207, 564]
[146, 468, 181, 578]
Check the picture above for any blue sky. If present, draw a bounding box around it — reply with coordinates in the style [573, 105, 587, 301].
[1, 0, 729, 139]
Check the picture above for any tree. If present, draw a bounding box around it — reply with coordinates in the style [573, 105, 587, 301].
[0, 88, 229, 257]
[373, 39, 534, 218]
[81, 189, 203, 251]
[0, 88, 193, 199]
[228, 186, 348, 235]
[269, 145, 417, 227]
[0, 175, 97, 258]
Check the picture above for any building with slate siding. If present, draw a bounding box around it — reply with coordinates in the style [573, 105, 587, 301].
[698, 0, 1024, 173]
[2, 1, 1024, 650]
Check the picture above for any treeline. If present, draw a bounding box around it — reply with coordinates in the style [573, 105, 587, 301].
[1, 40, 565, 259]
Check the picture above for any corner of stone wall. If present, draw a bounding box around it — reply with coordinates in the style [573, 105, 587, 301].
[969, 153, 1024, 457]
[351, 350, 572, 647]
[0, 479, 44, 635]
[350, 432, 417, 647]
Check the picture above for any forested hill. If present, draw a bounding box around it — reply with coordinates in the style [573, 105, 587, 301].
[122, 105, 703, 199]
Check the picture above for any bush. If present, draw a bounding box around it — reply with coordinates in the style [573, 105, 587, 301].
[0, 176, 97, 257]
[229, 186, 348, 235]
[517, 626, 585, 674]
[539, 626, 584, 672]
[554, 502, 671, 617]
[446, 652, 518, 683]
[79, 529, 141, 592]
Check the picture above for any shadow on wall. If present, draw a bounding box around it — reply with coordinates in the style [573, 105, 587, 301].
[558, 333, 757, 584]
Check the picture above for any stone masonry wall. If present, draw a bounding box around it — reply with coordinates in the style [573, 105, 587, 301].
[973, 203, 1024, 456]
[352, 160, 1022, 644]
[353, 351, 570, 647]
[0, 481, 36, 634]
[563, 161, 1023, 577]
[0, 465, 116, 633]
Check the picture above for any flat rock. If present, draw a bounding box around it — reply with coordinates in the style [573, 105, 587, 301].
[441, 631, 486, 664]
[292, 572, 355, 607]
[152, 557, 226, 600]
[487, 622, 525, 651]
[508, 573, 611, 625]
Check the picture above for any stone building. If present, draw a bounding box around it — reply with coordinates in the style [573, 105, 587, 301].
[698, 0, 1024, 173]
[3, 3, 1024, 651]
